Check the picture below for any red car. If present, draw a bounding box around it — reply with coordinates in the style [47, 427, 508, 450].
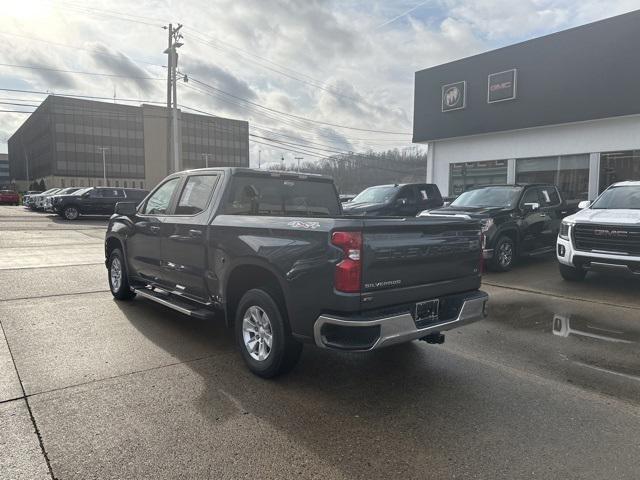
[0, 190, 20, 205]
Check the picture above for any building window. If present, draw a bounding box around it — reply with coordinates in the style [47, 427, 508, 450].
[599, 150, 640, 193]
[516, 154, 589, 203]
[449, 160, 508, 196]
[115, 180, 119, 187]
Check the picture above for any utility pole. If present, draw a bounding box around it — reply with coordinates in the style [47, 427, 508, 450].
[258, 149, 261, 169]
[164, 23, 183, 174]
[97, 147, 109, 186]
[294, 156, 303, 172]
[201, 153, 211, 168]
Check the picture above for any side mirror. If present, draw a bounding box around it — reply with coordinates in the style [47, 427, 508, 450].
[522, 202, 540, 213]
[443, 201, 451, 207]
[115, 202, 137, 216]
[578, 200, 591, 209]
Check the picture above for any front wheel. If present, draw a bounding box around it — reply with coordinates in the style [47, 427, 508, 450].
[108, 248, 136, 300]
[235, 288, 302, 378]
[559, 263, 587, 281]
[490, 235, 516, 272]
[63, 205, 80, 220]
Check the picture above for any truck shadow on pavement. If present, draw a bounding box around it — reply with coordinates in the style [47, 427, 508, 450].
[111, 295, 608, 479]
[113, 297, 507, 478]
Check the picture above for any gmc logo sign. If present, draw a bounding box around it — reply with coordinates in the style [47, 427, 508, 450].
[488, 69, 517, 103]
[593, 229, 629, 237]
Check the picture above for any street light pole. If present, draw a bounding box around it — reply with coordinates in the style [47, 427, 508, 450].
[201, 153, 211, 168]
[97, 147, 109, 186]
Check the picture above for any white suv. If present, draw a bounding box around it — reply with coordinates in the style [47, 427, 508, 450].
[557, 181, 640, 281]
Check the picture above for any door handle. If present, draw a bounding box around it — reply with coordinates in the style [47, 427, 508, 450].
[188, 229, 203, 238]
[149, 225, 161, 233]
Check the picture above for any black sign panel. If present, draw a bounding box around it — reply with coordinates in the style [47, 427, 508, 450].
[441, 81, 466, 112]
[413, 11, 640, 142]
[488, 69, 517, 103]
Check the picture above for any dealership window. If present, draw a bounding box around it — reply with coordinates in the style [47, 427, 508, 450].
[515, 154, 589, 203]
[449, 160, 508, 196]
[599, 150, 640, 193]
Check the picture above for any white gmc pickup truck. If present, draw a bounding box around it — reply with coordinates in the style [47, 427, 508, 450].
[556, 181, 640, 281]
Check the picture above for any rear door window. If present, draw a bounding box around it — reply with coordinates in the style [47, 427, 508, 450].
[223, 175, 340, 216]
[175, 175, 219, 215]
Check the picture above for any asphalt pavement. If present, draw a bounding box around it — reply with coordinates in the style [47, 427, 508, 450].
[0, 206, 639, 480]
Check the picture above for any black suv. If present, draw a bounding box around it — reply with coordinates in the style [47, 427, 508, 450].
[425, 184, 576, 271]
[54, 187, 148, 220]
[342, 183, 443, 216]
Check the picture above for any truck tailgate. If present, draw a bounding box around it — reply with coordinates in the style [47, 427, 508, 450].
[361, 217, 482, 309]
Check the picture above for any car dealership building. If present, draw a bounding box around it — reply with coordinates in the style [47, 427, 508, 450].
[413, 10, 640, 203]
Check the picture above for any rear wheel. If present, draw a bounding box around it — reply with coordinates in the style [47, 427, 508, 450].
[559, 263, 587, 281]
[490, 235, 516, 272]
[235, 288, 302, 378]
[108, 248, 135, 300]
[63, 205, 80, 220]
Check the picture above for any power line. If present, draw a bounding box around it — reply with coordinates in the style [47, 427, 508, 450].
[0, 62, 164, 81]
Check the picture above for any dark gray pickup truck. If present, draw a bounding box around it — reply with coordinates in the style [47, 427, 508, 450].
[105, 168, 488, 377]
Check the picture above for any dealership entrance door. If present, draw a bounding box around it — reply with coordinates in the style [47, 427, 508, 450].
[599, 150, 640, 193]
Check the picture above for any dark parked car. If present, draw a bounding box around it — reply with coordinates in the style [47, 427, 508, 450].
[342, 183, 443, 216]
[54, 187, 148, 220]
[424, 183, 576, 271]
[105, 168, 488, 377]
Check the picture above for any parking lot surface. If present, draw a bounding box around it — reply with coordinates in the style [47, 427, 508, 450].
[1, 206, 639, 479]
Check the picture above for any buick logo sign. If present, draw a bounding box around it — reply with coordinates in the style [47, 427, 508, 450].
[445, 86, 460, 107]
[442, 81, 466, 112]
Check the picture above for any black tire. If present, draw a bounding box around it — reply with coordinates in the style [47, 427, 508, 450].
[108, 248, 136, 300]
[235, 288, 302, 378]
[559, 263, 587, 282]
[489, 235, 516, 272]
[63, 205, 80, 220]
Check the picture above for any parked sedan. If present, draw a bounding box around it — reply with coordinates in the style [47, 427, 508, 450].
[53, 187, 148, 220]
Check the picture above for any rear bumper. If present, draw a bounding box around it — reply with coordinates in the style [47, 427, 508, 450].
[313, 290, 488, 351]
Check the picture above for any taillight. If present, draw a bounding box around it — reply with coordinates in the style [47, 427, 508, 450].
[331, 231, 362, 293]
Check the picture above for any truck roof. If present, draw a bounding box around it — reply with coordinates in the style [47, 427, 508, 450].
[610, 181, 640, 187]
[181, 167, 334, 182]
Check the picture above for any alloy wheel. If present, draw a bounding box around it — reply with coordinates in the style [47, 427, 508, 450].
[110, 257, 122, 292]
[242, 306, 273, 361]
[498, 241, 513, 268]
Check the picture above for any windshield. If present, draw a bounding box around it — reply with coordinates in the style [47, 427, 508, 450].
[351, 186, 398, 204]
[73, 187, 92, 196]
[41, 188, 59, 195]
[591, 186, 640, 209]
[451, 186, 523, 208]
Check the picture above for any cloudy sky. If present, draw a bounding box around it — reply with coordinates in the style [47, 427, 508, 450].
[1, 0, 638, 165]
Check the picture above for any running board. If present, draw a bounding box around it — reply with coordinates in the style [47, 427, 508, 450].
[132, 287, 216, 320]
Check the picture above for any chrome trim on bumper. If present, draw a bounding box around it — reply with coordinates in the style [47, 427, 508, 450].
[314, 291, 488, 351]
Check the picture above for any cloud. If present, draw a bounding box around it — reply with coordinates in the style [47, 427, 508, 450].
[86, 42, 155, 93]
[181, 59, 258, 101]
